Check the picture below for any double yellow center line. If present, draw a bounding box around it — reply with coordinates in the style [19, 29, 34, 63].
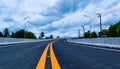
[36, 42, 61, 69]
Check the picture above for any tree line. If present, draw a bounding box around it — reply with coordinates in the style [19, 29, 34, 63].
[0, 28, 56, 39]
[83, 21, 120, 38]
[2, 21, 119, 39]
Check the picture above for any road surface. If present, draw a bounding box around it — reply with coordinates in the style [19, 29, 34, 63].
[0, 39, 120, 69]
[53, 39, 120, 69]
[0, 41, 51, 69]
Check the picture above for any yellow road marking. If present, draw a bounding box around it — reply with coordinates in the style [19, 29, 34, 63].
[50, 42, 61, 69]
[36, 43, 50, 69]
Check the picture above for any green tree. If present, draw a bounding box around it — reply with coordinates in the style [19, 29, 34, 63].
[14, 30, 25, 38]
[98, 29, 108, 37]
[108, 21, 120, 37]
[102, 29, 108, 37]
[40, 32, 45, 38]
[4, 28, 9, 37]
[10, 32, 15, 38]
[0, 31, 3, 37]
[84, 31, 90, 38]
[57, 36, 60, 38]
[45, 37, 50, 39]
[116, 25, 120, 36]
[108, 25, 117, 37]
[91, 31, 98, 38]
[50, 35, 53, 39]
[25, 31, 36, 39]
[14, 30, 36, 39]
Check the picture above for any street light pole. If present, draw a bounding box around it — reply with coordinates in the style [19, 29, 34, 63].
[24, 21, 30, 38]
[82, 26, 85, 35]
[84, 15, 92, 38]
[24, 23, 26, 38]
[78, 29, 80, 38]
[97, 14, 102, 37]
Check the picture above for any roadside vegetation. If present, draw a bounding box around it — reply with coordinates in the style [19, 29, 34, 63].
[0, 29, 55, 39]
[83, 21, 120, 38]
[0, 21, 120, 39]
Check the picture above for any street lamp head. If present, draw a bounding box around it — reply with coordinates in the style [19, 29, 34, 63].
[84, 15, 89, 17]
[27, 21, 30, 22]
[97, 13, 101, 17]
[84, 15, 91, 18]
[84, 15, 87, 17]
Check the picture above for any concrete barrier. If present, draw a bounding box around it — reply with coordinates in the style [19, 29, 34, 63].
[0, 37, 51, 45]
[67, 37, 120, 48]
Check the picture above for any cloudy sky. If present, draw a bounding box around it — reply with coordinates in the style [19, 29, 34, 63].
[0, 0, 120, 38]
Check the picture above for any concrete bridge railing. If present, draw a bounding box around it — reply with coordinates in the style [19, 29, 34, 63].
[67, 37, 120, 48]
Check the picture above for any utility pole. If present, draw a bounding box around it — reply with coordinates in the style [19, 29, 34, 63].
[84, 15, 92, 38]
[78, 29, 80, 38]
[97, 14, 102, 37]
[82, 26, 85, 35]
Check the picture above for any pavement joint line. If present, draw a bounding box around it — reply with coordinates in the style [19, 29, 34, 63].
[50, 42, 61, 69]
[36, 43, 50, 69]
[65, 41, 120, 52]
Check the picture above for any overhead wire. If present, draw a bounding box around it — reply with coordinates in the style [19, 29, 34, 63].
[98, 8, 120, 16]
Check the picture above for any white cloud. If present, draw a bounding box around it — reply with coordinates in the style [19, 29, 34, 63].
[0, 0, 120, 37]
[18, 0, 58, 15]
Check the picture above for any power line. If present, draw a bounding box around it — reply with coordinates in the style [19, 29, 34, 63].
[99, 8, 120, 16]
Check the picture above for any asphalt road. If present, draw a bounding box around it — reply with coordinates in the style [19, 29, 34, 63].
[0, 39, 120, 69]
[0, 41, 51, 69]
[53, 39, 120, 69]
